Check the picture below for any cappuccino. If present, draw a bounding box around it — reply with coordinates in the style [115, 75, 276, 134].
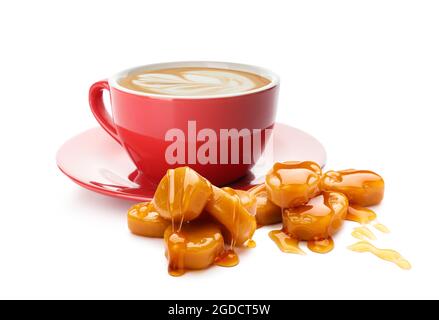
[118, 67, 270, 97]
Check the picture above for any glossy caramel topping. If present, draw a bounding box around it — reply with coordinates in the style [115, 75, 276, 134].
[153, 167, 212, 223]
[307, 237, 334, 254]
[164, 221, 225, 276]
[269, 230, 305, 255]
[166, 232, 186, 277]
[127, 202, 170, 238]
[374, 223, 390, 234]
[248, 184, 282, 226]
[265, 161, 322, 208]
[282, 191, 348, 241]
[222, 187, 257, 216]
[215, 249, 240, 267]
[346, 205, 377, 224]
[205, 186, 256, 247]
[125, 164, 398, 276]
[321, 169, 384, 206]
[351, 226, 376, 241]
[348, 241, 411, 270]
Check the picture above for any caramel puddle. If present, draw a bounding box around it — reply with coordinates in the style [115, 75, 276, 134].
[269, 230, 305, 255]
[244, 239, 257, 248]
[307, 237, 334, 254]
[351, 226, 377, 241]
[215, 249, 239, 267]
[348, 241, 411, 270]
[374, 223, 390, 234]
[346, 205, 377, 224]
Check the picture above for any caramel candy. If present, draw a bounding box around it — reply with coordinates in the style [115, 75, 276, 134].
[205, 186, 257, 246]
[164, 221, 224, 276]
[283, 191, 348, 240]
[321, 169, 384, 206]
[152, 167, 212, 222]
[222, 187, 257, 216]
[265, 161, 322, 208]
[248, 184, 282, 225]
[127, 202, 170, 238]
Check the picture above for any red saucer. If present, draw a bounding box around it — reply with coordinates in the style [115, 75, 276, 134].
[56, 123, 326, 202]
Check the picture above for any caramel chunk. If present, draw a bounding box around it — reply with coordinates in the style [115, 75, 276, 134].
[321, 169, 384, 206]
[127, 202, 170, 238]
[248, 184, 282, 225]
[222, 187, 257, 216]
[283, 191, 348, 240]
[164, 221, 224, 276]
[153, 167, 212, 222]
[265, 161, 322, 208]
[205, 186, 257, 246]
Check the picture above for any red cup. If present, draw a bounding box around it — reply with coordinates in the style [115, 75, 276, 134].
[89, 61, 279, 186]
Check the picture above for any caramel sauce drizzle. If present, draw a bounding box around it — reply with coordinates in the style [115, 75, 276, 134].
[131, 164, 409, 276]
[167, 168, 189, 276]
[307, 237, 334, 254]
[347, 207, 410, 270]
[351, 226, 377, 241]
[348, 241, 411, 270]
[374, 223, 390, 234]
[268, 230, 306, 255]
[215, 249, 240, 267]
[244, 239, 257, 248]
[220, 192, 242, 268]
[167, 233, 187, 277]
[346, 205, 377, 224]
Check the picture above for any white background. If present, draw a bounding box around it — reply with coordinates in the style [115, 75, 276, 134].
[1, 0, 438, 300]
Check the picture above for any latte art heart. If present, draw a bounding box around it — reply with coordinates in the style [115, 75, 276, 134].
[119, 67, 271, 97]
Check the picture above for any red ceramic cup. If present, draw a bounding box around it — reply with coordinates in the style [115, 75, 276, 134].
[89, 61, 279, 186]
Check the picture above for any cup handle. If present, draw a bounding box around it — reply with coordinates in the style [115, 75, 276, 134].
[89, 80, 121, 144]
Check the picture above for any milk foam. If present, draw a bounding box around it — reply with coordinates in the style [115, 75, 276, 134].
[130, 69, 264, 96]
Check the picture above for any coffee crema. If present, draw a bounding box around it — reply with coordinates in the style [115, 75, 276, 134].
[118, 67, 271, 96]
